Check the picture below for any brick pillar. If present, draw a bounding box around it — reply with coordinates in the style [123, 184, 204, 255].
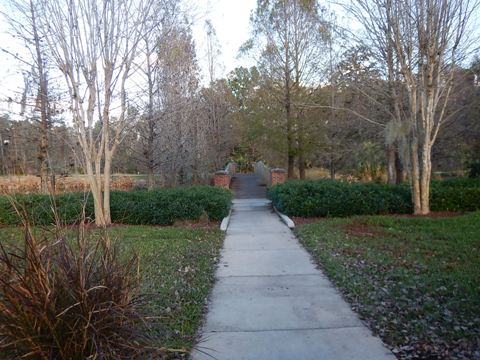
[270, 168, 287, 186]
[214, 170, 231, 188]
[230, 162, 237, 174]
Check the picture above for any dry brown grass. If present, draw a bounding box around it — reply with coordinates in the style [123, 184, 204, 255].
[293, 167, 388, 183]
[305, 167, 331, 180]
[0, 175, 136, 194]
[302, 168, 360, 182]
[0, 215, 150, 359]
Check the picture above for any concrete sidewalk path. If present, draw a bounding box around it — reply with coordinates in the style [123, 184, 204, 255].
[191, 174, 394, 360]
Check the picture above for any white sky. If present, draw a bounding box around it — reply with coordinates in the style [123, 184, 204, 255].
[191, 0, 257, 81]
[0, 0, 257, 115]
[0, 0, 477, 117]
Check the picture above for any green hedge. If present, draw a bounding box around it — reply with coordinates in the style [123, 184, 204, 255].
[268, 178, 480, 217]
[0, 186, 232, 226]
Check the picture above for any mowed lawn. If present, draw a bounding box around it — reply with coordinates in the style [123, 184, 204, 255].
[296, 212, 480, 359]
[0, 225, 224, 357]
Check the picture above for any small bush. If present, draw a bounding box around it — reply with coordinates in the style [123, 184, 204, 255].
[109, 186, 231, 225]
[0, 186, 232, 226]
[432, 177, 480, 188]
[0, 193, 94, 225]
[430, 186, 480, 212]
[0, 220, 146, 359]
[268, 179, 480, 217]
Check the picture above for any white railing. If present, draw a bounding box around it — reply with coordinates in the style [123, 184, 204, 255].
[225, 162, 236, 178]
[253, 161, 271, 187]
[213, 162, 237, 188]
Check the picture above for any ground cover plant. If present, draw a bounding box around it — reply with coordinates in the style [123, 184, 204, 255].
[268, 178, 480, 217]
[0, 186, 232, 226]
[0, 225, 224, 359]
[111, 226, 224, 353]
[296, 212, 480, 359]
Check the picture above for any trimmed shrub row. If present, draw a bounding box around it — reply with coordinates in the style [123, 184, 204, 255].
[267, 178, 480, 217]
[0, 186, 232, 226]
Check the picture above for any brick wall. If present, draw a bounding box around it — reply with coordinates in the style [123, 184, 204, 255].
[214, 171, 231, 188]
[270, 168, 287, 186]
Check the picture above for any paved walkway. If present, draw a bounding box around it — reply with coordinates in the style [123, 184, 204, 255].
[191, 174, 394, 360]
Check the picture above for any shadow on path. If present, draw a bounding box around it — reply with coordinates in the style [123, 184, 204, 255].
[230, 173, 267, 199]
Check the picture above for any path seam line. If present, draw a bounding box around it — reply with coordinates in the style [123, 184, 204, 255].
[203, 325, 365, 334]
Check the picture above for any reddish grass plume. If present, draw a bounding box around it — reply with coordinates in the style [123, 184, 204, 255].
[0, 209, 152, 359]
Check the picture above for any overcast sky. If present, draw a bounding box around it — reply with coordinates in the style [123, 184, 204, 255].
[192, 0, 257, 80]
[0, 0, 257, 114]
[0, 0, 477, 117]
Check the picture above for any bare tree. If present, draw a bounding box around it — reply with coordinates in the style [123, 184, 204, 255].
[38, 0, 154, 226]
[141, 37, 159, 189]
[347, 0, 405, 184]
[201, 79, 234, 170]
[202, 20, 233, 170]
[389, 0, 477, 214]
[352, 0, 478, 214]
[205, 19, 221, 85]
[132, 9, 230, 187]
[2, 0, 55, 193]
[134, 1, 178, 189]
[155, 19, 201, 186]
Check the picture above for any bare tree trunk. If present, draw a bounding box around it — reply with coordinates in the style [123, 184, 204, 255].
[85, 160, 105, 226]
[297, 113, 305, 179]
[30, 0, 49, 193]
[410, 139, 422, 214]
[286, 92, 295, 178]
[103, 152, 112, 226]
[38, 125, 49, 193]
[147, 163, 154, 189]
[12, 127, 19, 174]
[419, 142, 431, 214]
[145, 39, 155, 190]
[101, 70, 112, 226]
[298, 152, 306, 179]
[329, 156, 335, 180]
[0, 130, 5, 175]
[145, 111, 155, 189]
[297, 111, 305, 179]
[145, 118, 155, 190]
[387, 144, 396, 184]
[286, 82, 295, 179]
[287, 153, 295, 178]
[283, 18, 296, 180]
[395, 149, 404, 184]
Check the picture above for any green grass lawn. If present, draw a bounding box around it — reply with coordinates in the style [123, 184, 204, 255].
[0, 225, 224, 358]
[296, 211, 480, 359]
